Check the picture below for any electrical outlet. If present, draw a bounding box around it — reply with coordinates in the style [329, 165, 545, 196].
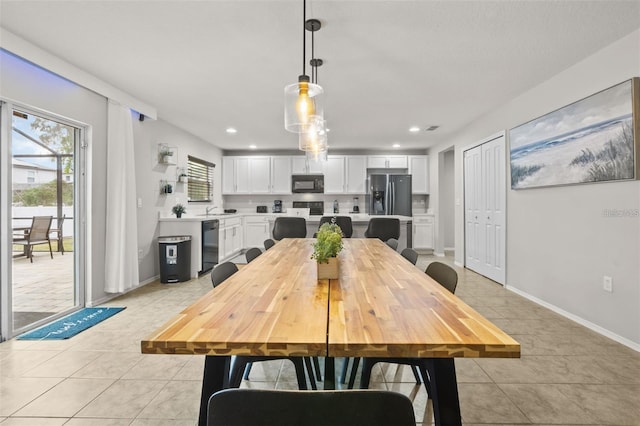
[137, 198, 142, 208]
[138, 249, 144, 260]
[603, 276, 613, 292]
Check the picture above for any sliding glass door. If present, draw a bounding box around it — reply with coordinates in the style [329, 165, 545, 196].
[1, 102, 86, 339]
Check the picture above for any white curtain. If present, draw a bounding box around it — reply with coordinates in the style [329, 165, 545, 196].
[104, 100, 139, 293]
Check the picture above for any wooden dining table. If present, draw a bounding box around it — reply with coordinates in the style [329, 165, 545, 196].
[141, 238, 520, 426]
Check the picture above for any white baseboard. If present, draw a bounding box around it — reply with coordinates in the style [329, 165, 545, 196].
[433, 251, 445, 257]
[87, 275, 160, 307]
[454, 260, 464, 268]
[507, 285, 640, 353]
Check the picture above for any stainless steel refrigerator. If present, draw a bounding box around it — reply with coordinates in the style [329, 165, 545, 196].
[367, 174, 412, 216]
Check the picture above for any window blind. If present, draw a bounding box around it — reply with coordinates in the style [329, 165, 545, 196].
[187, 155, 215, 202]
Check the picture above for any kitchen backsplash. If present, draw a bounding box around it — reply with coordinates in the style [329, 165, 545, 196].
[223, 194, 429, 214]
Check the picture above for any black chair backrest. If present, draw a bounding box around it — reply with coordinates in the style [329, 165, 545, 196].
[245, 247, 262, 263]
[211, 262, 238, 288]
[400, 248, 418, 265]
[207, 389, 416, 426]
[364, 218, 400, 242]
[385, 238, 399, 251]
[264, 239, 276, 250]
[318, 216, 353, 238]
[272, 217, 307, 241]
[425, 261, 458, 294]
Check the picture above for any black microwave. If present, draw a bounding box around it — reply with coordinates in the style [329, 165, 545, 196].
[292, 174, 324, 193]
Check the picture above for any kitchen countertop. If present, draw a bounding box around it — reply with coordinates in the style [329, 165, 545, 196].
[158, 213, 414, 223]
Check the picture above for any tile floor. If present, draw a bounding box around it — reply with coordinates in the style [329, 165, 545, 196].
[1, 253, 639, 425]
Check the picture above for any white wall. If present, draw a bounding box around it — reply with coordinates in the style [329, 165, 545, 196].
[429, 30, 640, 347]
[1, 47, 223, 305]
[132, 119, 223, 282]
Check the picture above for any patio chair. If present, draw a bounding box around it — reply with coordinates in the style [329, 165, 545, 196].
[49, 214, 66, 254]
[14, 216, 54, 263]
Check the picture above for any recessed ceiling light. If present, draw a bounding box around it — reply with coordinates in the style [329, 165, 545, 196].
[409, 126, 420, 133]
[249, 144, 257, 150]
[392, 143, 401, 148]
[226, 127, 237, 134]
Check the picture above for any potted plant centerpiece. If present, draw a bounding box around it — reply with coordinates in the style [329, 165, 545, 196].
[311, 222, 344, 279]
[172, 203, 186, 218]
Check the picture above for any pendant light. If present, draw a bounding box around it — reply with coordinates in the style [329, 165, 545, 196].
[298, 17, 328, 159]
[284, 0, 324, 133]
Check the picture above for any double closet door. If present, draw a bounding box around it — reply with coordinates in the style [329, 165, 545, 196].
[464, 132, 506, 285]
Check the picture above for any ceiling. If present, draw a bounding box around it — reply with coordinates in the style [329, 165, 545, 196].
[1, 1, 639, 152]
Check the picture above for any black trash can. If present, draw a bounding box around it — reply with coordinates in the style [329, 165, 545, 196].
[158, 235, 191, 283]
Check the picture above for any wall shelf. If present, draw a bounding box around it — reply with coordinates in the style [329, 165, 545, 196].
[158, 144, 177, 165]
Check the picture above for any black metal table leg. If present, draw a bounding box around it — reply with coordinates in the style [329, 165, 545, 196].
[426, 358, 461, 426]
[198, 355, 230, 426]
[323, 357, 335, 390]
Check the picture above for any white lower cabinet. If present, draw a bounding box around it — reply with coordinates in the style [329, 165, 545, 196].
[243, 215, 272, 249]
[413, 215, 434, 250]
[220, 217, 242, 261]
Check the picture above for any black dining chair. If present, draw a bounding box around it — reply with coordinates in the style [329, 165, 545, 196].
[210, 262, 238, 288]
[207, 389, 416, 426]
[316, 216, 353, 238]
[244, 247, 262, 263]
[400, 248, 419, 265]
[264, 238, 276, 250]
[355, 262, 459, 397]
[272, 217, 307, 240]
[385, 238, 399, 251]
[364, 217, 400, 242]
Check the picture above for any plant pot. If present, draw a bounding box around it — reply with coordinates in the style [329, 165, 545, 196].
[179, 176, 188, 183]
[176, 212, 182, 218]
[317, 257, 339, 279]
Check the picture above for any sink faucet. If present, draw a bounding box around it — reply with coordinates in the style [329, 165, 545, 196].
[206, 206, 218, 215]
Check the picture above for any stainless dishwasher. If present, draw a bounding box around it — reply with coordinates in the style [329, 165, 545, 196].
[201, 220, 219, 274]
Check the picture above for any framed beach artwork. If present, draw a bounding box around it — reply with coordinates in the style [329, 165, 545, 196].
[509, 78, 639, 189]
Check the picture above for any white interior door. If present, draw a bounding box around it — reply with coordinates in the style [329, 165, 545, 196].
[464, 146, 483, 273]
[464, 132, 506, 285]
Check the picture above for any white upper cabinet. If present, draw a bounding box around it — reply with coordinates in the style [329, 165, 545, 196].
[345, 156, 367, 194]
[367, 155, 408, 169]
[324, 156, 346, 193]
[222, 156, 268, 194]
[292, 156, 324, 174]
[408, 155, 430, 194]
[270, 156, 292, 194]
[249, 157, 271, 194]
[223, 157, 251, 194]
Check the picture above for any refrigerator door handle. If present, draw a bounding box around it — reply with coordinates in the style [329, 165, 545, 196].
[389, 181, 395, 215]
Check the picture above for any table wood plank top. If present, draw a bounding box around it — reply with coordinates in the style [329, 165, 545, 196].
[328, 239, 520, 358]
[141, 238, 329, 356]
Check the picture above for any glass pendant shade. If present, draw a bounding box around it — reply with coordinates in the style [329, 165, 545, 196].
[299, 115, 328, 159]
[285, 76, 324, 133]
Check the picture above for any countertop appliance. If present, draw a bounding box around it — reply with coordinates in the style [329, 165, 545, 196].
[201, 220, 219, 274]
[292, 174, 324, 193]
[273, 200, 283, 213]
[352, 197, 360, 213]
[367, 174, 412, 216]
[256, 205, 268, 213]
[292, 201, 324, 215]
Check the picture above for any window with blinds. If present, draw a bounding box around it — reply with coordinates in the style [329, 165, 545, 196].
[187, 155, 215, 202]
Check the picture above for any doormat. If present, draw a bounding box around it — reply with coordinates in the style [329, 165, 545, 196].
[17, 307, 126, 340]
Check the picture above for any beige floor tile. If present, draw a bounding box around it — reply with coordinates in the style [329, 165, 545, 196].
[0, 377, 62, 417]
[76, 379, 167, 418]
[129, 419, 196, 426]
[499, 383, 598, 424]
[0, 351, 60, 377]
[13, 378, 114, 417]
[22, 350, 102, 378]
[458, 383, 529, 424]
[64, 419, 132, 425]
[0, 418, 68, 425]
[71, 352, 142, 379]
[135, 380, 200, 420]
[121, 354, 188, 380]
[555, 384, 640, 425]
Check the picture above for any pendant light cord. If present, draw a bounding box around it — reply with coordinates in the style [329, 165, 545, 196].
[302, 0, 306, 77]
